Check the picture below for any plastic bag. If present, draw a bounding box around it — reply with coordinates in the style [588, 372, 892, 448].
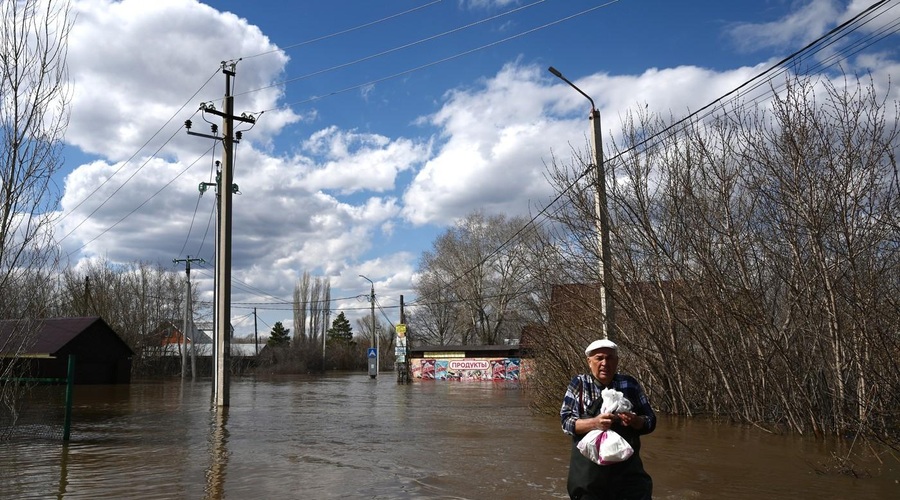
[600, 388, 632, 414]
[577, 429, 634, 465]
[577, 388, 635, 465]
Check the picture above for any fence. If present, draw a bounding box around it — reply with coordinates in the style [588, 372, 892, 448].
[0, 354, 75, 441]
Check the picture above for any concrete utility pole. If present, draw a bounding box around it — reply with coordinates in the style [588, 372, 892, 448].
[253, 307, 259, 356]
[360, 275, 377, 378]
[397, 294, 409, 384]
[186, 61, 256, 407]
[173, 256, 204, 379]
[548, 66, 616, 340]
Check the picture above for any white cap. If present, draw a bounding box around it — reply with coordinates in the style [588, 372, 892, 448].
[584, 339, 618, 356]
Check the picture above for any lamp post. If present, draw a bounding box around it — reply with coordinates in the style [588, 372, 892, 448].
[548, 66, 616, 341]
[359, 274, 378, 376]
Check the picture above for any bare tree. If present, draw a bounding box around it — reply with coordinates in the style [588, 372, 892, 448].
[413, 210, 545, 346]
[0, 0, 71, 314]
[293, 271, 310, 343]
[532, 74, 900, 441]
[318, 278, 331, 343]
[56, 259, 183, 373]
[354, 314, 395, 370]
[407, 273, 457, 346]
[290, 271, 331, 370]
[309, 277, 322, 347]
[0, 0, 72, 436]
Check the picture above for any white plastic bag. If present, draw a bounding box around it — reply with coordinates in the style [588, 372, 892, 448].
[577, 388, 635, 465]
[600, 388, 632, 414]
[577, 429, 634, 465]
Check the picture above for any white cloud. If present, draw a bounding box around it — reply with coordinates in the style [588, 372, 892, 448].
[67, 0, 298, 161]
[401, 61, 772, 226]
[727, 0, 842, 52]
[403, 63, 556, 225]
[300, 126, 431, 193]
[462, 0, 520, 10]
[58, 1, 422, 304]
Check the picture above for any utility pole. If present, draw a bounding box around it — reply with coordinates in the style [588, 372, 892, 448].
[371, 282, 377, 375]
[360, 275, 377, 378]
[173, 256, 204, 380]
[548, 66, 616, 340]
[186, 61, 256, 407]
[322, 312, 326, 370]
[253, 307, 259, 356]
[397, 294, 409, 384]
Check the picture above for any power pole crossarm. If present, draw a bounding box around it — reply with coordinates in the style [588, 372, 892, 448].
[173, 256, 205, 278]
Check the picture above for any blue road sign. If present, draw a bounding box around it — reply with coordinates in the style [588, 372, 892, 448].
[368, 347, 377, 358]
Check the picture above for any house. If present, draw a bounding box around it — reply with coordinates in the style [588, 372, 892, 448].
[149, 319, 213, 356]
[146, 321, 262, 357]
[0, 316, 133, 384]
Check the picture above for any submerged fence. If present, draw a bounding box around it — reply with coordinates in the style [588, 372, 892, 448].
[0, 354, 75, 441]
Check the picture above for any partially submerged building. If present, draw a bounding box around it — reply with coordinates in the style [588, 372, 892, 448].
[0, 316, 133, 384]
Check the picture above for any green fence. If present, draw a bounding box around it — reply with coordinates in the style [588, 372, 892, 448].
[0, 354, 75, 441]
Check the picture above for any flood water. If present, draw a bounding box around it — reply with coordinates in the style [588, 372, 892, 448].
[2, 373, 898, 499]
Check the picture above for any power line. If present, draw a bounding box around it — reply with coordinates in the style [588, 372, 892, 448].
[64, 142, 217, 259]
[54, 68, 220, 230]
[251, 1, 622, 113]
[177, 143, 220, 258]
[53, 1, 900, 319]
[239, 0, 446, 61]
[235, 0, 551, 99]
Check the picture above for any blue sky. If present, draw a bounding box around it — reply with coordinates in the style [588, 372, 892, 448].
[53, 0, 900, 337]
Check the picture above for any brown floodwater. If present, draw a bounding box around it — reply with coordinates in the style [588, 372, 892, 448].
[1, 373, 897, 499]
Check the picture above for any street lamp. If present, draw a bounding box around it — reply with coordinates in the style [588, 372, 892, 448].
[548, 66, 616, 341]
[359, 274, 378, 377]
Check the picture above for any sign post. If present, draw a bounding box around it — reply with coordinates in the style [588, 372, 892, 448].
[367, 347, 377, 378]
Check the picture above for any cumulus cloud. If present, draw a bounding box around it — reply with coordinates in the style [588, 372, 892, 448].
[300, 126, 431, 193]
[401, 61, 772, 226]
[67, 0, 298, 161]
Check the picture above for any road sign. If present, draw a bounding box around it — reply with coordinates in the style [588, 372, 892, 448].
[367, 347, 377, 359]
[396, 323, 407, 337]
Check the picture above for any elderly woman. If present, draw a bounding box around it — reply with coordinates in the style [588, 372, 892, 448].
[560, 339, 656, 500]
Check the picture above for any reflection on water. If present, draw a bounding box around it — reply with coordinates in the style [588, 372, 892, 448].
[205, 408, 229, 500]
[0, 373, 897, 499]
[58, 443, 71, 497]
